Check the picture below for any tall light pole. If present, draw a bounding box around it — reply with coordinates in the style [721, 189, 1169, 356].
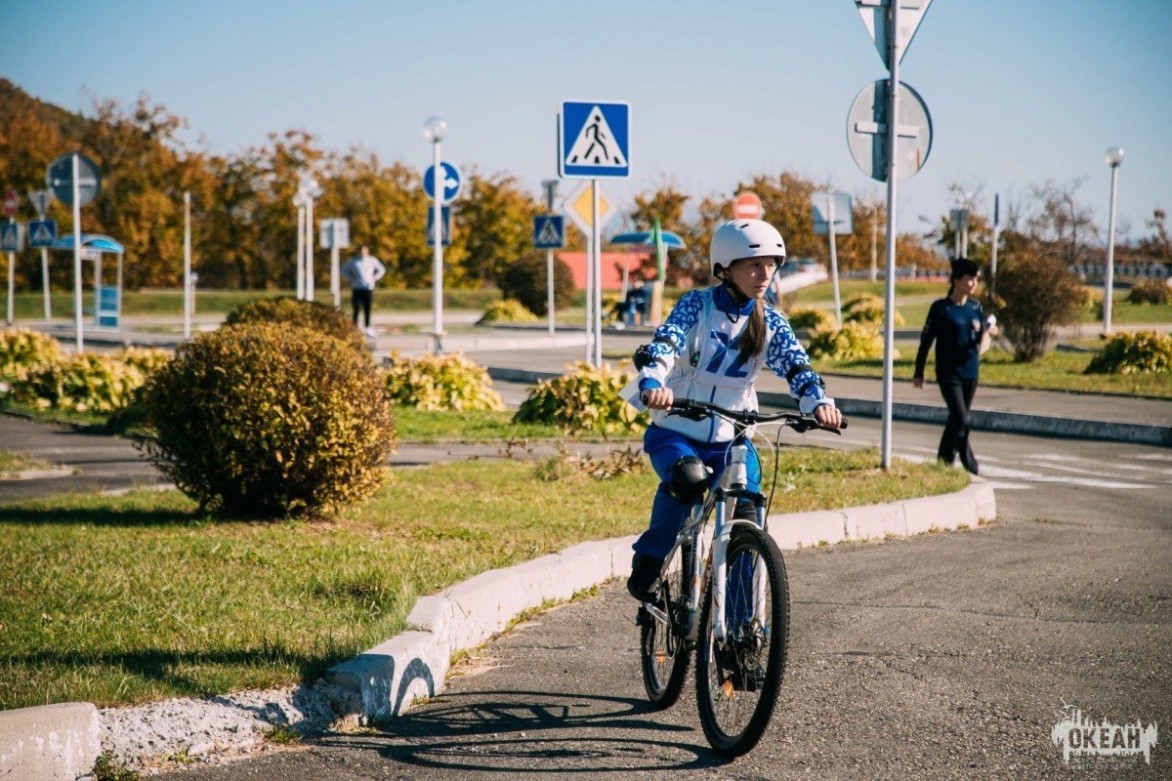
[300, 174, 323, 303]
[1103, 147, 1124, 336]
[424, 115, 448, 354]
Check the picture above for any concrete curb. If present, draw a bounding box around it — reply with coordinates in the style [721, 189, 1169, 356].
[325, 481, 997, 723]
[0, 484, 995, 774]
[0, 702, 100, 781]
[325, 537, 636, 723]
[485, 367, 1172, 447]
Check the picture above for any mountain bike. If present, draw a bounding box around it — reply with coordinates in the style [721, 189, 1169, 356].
[637, 398, 845, 756]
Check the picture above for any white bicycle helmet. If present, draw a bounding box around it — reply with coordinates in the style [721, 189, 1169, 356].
[709, 219, 787, 277]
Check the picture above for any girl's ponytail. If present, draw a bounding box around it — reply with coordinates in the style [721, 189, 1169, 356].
[738, 298, 766, 361]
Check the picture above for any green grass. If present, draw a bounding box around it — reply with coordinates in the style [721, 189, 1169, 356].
[8, 288, 503, 320]
[787, 281, 1172, 328]
[0, 447, 965, 710]
[816, 344, 1172, 398]
[392, 406, 636, 443]
[0, 451, 52, 474]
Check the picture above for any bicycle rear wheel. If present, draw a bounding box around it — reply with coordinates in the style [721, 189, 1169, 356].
[695, 525, 789, 756]
[640, 542, 691, 708]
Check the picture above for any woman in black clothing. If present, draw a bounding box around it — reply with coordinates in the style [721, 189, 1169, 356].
[912, 258, 998, 474]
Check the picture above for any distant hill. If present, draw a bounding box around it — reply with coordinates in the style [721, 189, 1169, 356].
[0, 78, 90, 141]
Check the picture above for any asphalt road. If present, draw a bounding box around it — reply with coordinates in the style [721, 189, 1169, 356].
[152, 416, 1171, 780]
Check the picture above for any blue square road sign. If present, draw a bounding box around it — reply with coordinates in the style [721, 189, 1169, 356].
[533, 215, 565, 249]
[559, 101, 630, 179]
[29, 220, 58, 248]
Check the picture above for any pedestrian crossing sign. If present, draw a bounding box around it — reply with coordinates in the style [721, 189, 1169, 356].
[0, 222, 22, 252]
[533, 215, 565, 249]
[559, 101, 630, 179]
[29, 219, 58, 248]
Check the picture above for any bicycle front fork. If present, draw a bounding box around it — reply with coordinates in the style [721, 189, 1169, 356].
[709, 486, 768, 644]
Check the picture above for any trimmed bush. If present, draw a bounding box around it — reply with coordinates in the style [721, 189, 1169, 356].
[477, 299, 538, 325]
[842, 293, 905, 327]
[0, 329, 60, 382]
[10, 353, 149, 413]
[806, 323, 887, 362]
[224, 296, 368, 355]
[383, 353, 505, 411]
[115, 347, 174, 376]
[1085, 331, 1172, 375]
[498, 252, 576, 316]
[786, 307, 834, 332]
[1075, 286, 1103, 318]
[986, 243, 1083, 361]
[142, 323, 395, 517]
[1127, 279, 1171, 305]
[513, 361, 647, 437]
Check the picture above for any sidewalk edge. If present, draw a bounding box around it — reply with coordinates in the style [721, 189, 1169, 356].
[3, 483, 994, 775]
[325, 480, 996, 723]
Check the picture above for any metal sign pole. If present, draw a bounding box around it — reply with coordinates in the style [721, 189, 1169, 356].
[72, 153, 84, 353]
[827, 195, 842, 327]
[295, 203, 305, 300]
[5, 221, 12, 327]
[880, 0, 901, 470]
[4, 216, 13, 326]
[41, 245, 50, 321]
[989, 194, 1000, 296]
[183, 191, 192, 340]
[543, 179, 558, 337]
[584, 235, 594, 363]
[331, 244, 341, 308]
[432, 142, 444, 354]
[592, 179, 602, 366]
[547, 249, 555, 336]
[305, 196, 315, 302]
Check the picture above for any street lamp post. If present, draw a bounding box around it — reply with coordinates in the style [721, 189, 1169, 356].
[424, 116, 447, 354]
[1103, 147, 1124, 335]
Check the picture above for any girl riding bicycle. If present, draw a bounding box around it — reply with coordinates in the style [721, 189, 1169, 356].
[625, 218, 842, 601]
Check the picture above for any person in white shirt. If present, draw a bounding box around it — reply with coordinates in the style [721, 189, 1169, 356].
[340, 245, 387, 336]
[624, 219, 842, 601]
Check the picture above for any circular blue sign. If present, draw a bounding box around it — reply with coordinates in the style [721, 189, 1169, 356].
[46, 153, 102, 207]
[423, 162, 462, 204]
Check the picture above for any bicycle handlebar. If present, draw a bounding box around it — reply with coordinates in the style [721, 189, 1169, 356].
[666, 398, 847, 434]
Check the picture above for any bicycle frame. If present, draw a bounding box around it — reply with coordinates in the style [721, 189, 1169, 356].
[648, 431, 766, 646]
[645, 399, 844, 646]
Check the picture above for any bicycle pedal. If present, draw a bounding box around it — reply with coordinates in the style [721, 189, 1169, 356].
[635, 607, 653, 627]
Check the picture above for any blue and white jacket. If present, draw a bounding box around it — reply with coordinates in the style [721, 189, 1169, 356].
[630, 285, 834, 442]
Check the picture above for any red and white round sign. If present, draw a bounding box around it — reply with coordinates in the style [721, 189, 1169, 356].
[733, 191, 763, 220]
[2, 190, 18, 218]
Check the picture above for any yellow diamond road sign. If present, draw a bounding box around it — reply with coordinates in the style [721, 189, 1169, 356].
[563, 180, 614, 236]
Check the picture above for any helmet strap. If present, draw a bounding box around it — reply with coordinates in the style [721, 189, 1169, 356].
[720, 279, 751, 320]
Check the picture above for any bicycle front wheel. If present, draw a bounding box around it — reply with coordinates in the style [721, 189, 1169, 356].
[640, 542, 691, 708]
[695, 525, 789, 756]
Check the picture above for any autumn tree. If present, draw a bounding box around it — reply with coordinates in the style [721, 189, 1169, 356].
[456, 169, 540, 287]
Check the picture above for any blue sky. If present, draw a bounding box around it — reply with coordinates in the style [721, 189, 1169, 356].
[4, 0, 1170, 242]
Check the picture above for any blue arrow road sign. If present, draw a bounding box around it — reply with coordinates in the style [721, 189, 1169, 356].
[423, 163, 463, 204]
[29, 219, 58, 248]
[559, 101, 630, 179]
[533, 215, 565, 249]
[0, 222, 21, 252]
[426, 206, 452, 247]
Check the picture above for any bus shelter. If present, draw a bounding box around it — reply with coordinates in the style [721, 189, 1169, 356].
[50, 234, 125, 328]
